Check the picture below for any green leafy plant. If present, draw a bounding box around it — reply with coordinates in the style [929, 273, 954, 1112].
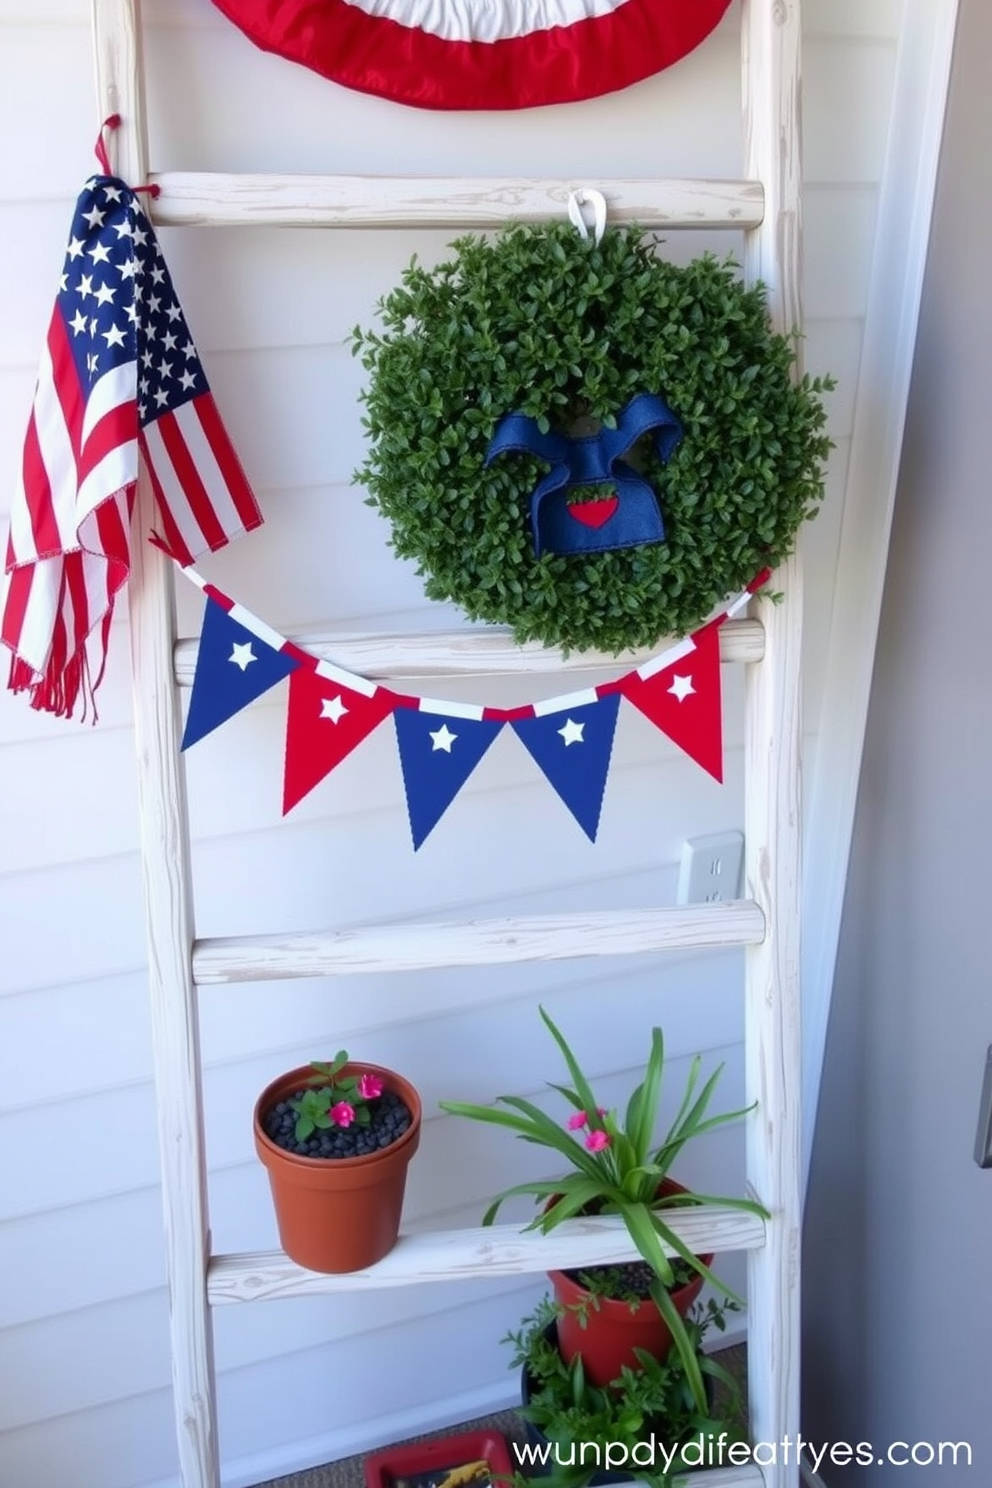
[439, 1006, 768, 1414]
[352, 222, 833, 653]
[506, 1292, 746, 1488]
[289, 1053, 385, 1140]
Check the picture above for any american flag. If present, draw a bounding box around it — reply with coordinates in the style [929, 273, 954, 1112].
[1, 174, 263, 718]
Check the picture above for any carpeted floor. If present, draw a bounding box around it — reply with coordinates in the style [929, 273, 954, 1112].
[250, 1346, 748, 1488]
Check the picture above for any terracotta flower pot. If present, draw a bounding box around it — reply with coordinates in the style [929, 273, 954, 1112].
[548, 1178, 712, 1387]
[253, 1061, 421, 1273]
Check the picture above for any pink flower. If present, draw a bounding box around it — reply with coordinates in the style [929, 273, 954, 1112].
[357, 1072, 384, 1100]
[585, 1130, 611, 1152]
[330, 1101, 356, 1127]
[567, 1111, 588, 1131]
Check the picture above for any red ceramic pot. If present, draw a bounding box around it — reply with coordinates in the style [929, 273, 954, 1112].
[548, 1178, 713, 1387]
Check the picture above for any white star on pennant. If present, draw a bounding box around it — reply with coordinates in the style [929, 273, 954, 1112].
[229, 642, 256, 672]
[429, 723, 458, 752]
[320, 695, 349, 724]
[558, 717, 585, 746]
[668, 674, 696, 702]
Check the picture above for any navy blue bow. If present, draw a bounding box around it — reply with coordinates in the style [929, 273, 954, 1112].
[485, 392, 683, 558]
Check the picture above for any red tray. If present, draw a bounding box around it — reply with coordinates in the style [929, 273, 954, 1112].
[364, 1429, 514, 1488]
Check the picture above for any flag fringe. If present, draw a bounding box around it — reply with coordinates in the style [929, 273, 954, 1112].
[7, 646, 98, 723]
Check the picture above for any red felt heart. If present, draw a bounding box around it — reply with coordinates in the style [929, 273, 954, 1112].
[569, 496, 619, 529]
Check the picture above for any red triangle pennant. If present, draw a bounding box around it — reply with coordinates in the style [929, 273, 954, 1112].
[283, 666, 397, 814]
[619, 617, 725, 782]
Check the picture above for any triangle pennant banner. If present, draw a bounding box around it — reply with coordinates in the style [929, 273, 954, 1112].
[394, 707, 504, 849]
[511, 691, 621, 842]
[283, 666, 397, 814]
[619, 616, 725, 782]
[182, 598, 301, 749]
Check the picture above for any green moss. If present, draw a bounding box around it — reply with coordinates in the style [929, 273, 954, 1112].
[352, 223, 832, 652]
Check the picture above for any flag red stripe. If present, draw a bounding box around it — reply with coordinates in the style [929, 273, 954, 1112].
[194, 394, 263, 536]
[153, 409, 230, 552]
[64, 548, 91, 656]
[20, 414, 60, 557]
[0, 561, 33, 649]
[78, 402, 138, 489]
[94, 492, 132, 572]
[48, 309, 86, 464]
[140, 434, 195, 565]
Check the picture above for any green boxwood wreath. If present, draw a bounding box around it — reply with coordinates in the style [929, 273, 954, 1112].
[352, 222, 833, 653]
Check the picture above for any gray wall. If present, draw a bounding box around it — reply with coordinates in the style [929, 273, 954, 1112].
[803, 0, 992, 1477]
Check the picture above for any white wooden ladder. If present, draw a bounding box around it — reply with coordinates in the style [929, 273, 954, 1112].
[92, 2, 803, 1485]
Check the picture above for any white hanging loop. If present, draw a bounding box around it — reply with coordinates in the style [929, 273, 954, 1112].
[567, 188, 607, 246]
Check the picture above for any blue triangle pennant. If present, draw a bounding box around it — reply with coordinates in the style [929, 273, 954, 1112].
[511, 692, 621, 841]
[394, 708, 504, 849]
[182, 598, 301, 749]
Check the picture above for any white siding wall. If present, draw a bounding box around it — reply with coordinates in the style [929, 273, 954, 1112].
[0, 3, 901, 1485]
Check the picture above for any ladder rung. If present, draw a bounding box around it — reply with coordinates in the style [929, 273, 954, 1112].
[207, 1207, 766, 1303]
[149, 173, 764, 231]
[174, 617, 763, 687]
[192, 902, 765, 985]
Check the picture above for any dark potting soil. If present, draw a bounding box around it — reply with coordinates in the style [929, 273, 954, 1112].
[263, 1089, 412, 1159]
[571, 1257, 697, 1300]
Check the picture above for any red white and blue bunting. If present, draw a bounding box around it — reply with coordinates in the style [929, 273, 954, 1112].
[207, 0, 733, 111]
[179, 566, 769, 848]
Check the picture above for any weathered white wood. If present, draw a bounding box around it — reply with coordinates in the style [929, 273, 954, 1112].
[192, 901, 766, 985]
[173, 617, 764, 686]
[207, 1208, 767, 1303]
[741, 3, 805, 1484]
[91, 7, 220, 1488]
[148, 172, 764, 231]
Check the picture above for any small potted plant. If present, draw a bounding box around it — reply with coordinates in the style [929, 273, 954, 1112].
[254, 1051, 421, 1273]
[440, 1006, 766, 1412]
[507, 1291, 747, 1488]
